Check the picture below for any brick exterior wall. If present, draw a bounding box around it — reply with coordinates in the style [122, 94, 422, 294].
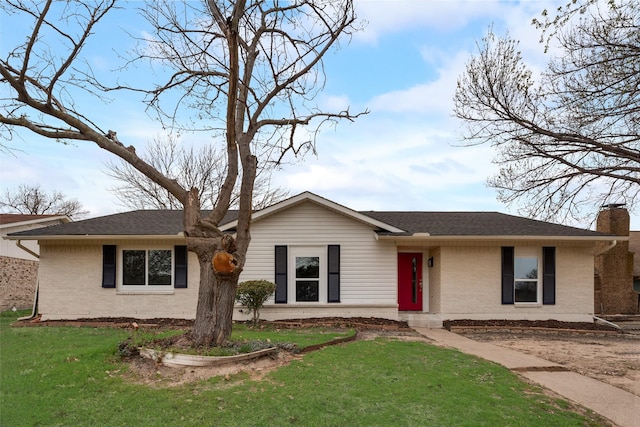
[438, 244, 595, 322]
[0, 256, 38, 311]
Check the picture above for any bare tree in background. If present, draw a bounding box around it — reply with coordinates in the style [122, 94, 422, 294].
[0, 0, 363, 345]
[0, 184, 88, 219]
[105, 134, 289, 210]
[454, 0, 640, 224]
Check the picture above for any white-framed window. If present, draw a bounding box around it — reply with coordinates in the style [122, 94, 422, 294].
[289, 246, 326, 303]
[120, 247, 173, 289]
[514, 248, 541, 304]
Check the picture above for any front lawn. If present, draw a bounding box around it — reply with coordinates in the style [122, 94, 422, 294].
[0, 311, 603, 426]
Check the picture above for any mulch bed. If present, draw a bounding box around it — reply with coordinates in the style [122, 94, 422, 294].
[13, 315, 412, 331]
[268, 317, 412, 331]
[12, 316, 193, 329]
[15, 316, 620, 333]
[444, 319, 621, 332]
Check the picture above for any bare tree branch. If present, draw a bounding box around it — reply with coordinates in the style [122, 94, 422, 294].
[0, 184, 89, 219]
[454, 0, 640, 224]
[105, 134, 289, 210]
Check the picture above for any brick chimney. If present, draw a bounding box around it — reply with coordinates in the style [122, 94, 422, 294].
[594, 204, 636, 314]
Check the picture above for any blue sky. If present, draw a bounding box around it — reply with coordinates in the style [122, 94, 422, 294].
[2, 0, 637, 230]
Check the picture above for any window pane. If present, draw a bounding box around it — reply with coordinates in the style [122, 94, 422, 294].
[296, 257, 319, 279]
[123, 250, 145, 285]
[296, 280, 319, 302]
[515, 257, 538, 280]
[515, 281, 537, 302]
[148, 250, 172, 285]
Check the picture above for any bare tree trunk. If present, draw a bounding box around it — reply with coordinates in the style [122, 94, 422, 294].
[191, 240, 215, 346]
[188, 236, 241, 346]
[211, 270, 240, 345]
[183, 188, 241, 347]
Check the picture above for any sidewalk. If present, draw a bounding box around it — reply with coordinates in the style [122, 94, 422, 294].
[414, 328, 640, 427]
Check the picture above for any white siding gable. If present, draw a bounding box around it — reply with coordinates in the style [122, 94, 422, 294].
[240, 201, 397, 305]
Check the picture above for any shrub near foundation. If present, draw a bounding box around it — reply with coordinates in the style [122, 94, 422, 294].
[235, 280, 276, 325]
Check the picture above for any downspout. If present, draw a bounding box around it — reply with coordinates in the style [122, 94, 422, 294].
[16, 239, 39, 259]
[593, 315, 621, 330]
[15, 240, 39, 321]
[595, 240, 617, 256]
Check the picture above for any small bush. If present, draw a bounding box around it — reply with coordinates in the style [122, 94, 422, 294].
[236, 280, 276, 326]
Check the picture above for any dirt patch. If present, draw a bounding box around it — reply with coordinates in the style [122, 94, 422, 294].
[443, 319, 640, 397]
[122, 350, 301, 388]
[114, 318, 418, 387]
[460, 331, 640, 397]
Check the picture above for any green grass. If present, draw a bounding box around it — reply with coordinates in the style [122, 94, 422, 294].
[1, 310, 602, 426]
[231, 323, 355, 349]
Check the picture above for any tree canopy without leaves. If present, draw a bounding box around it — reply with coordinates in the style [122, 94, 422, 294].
[0, 184, 88, 219]
[454, 0, 639, 224]
[0, 0, 363, 345]
[105, 134, 289, 210]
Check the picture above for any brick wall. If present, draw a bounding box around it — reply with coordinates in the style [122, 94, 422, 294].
[0, 256, 38, 311]
[594, 206, 638, 314]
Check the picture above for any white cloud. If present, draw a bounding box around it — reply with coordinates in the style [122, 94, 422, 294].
[368, 50, 469, 115]
[319, 94, 353, 112]
[354, 0, 503, 43]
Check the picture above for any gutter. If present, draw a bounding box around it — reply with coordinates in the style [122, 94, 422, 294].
[15, 240, 39, 322]
[377, 234, 624, 242]
[6, 234, 187, 241]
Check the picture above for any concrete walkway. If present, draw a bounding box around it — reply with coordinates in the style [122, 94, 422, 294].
[414, 328, 640, 427]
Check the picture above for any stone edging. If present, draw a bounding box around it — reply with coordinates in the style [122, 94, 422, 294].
[139, 331, 359, 367]
[140, 347, 278, 367]
[299, 332, 358, 353]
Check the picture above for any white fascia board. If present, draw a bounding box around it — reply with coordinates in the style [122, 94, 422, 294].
[4, 234, 187, 241]
[377, 234, 625, 242]
[220, 191, 406, 233]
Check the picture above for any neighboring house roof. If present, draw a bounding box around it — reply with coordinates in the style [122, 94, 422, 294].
[1, 214, 72, 260]
[0, 214, 70, 227]
[6, 192, 615, 241]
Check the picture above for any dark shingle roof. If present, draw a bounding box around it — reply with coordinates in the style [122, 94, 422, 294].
[8, 208, 608, 239]
[8, 210, 238, 237]
[362, 211, 607, 237]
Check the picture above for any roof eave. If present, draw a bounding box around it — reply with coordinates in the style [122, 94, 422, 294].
[4, 233, 186, 241]
[377, 234, 624, 242]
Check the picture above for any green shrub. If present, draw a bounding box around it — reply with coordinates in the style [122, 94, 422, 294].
[236, 280, 276, 325]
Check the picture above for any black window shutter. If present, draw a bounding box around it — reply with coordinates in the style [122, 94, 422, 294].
[501, 246, 514, 304]
[174, 245, 188, 288]
[542, 247, 556, 305]
[274, 246, 288, 303]
[102, 245, 117, 288]
[328, 245, 340, 303]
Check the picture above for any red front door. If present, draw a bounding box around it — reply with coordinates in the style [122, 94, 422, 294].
[398, 253, 423, 311]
